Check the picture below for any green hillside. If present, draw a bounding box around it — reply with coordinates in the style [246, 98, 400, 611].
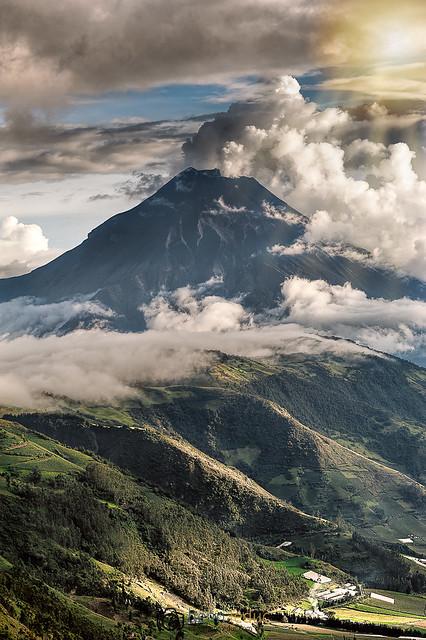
[0, 419, 319, 638]
[1, 348, 425, 638]
[245, 352, 426, 483]
[19, 352, 421, 550]
[7, 412, 326, 539]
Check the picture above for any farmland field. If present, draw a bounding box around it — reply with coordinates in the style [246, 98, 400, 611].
[332, 606, 426, 628]
[262, 556, 311, 576]
[330, 588, 426, 629]
[262, 556, 316, 586]
[0, 420, 92, 478]
[363, 588, 426, 616]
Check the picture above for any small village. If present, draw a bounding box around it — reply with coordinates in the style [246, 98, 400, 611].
[149, 563, 365, 635]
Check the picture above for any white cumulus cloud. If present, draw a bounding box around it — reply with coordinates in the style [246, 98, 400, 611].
[187, 76, 426, 281]
[281, 277, 426, 355]
[143, 286, 249, 332]
[0, 215, 59, 276]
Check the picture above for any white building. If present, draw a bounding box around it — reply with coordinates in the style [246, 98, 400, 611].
[303, 571, 332, 584]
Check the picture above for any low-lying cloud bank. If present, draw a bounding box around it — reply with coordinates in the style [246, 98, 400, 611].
[281, 278, 426, 356]
[0, 297, 114, 338]
[0, 325, 373, 410]
[0, 276, 425, 408]
[143, 279, 426, 358]
[184, 76, 426, 281]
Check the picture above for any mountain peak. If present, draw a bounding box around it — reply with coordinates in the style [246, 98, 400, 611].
[179, 167, 222, 178]
[146, 165, 279, 210]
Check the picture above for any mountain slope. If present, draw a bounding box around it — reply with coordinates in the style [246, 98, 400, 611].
[0, 418, 312, 614]
[245, 351, 426, 483]
[6, 413, 326, 538]
[0, 168, 424, 331]
[7, 348, 425, 550]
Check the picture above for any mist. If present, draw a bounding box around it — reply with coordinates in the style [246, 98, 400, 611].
[0, 324, 375, 409]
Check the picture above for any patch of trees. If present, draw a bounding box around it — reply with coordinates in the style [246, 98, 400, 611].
[351, 533, 426, 593]
[0, 461, 308, 612]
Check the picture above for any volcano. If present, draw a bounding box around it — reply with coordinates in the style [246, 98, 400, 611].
[0, 167, 424, 331]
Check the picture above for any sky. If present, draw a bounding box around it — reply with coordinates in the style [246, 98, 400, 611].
[0, 0, 425, 259]
[0, 0, 426, 400]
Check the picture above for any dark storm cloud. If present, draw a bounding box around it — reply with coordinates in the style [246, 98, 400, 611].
[0, 110, 201, 181]
[0, 0, 329, 107]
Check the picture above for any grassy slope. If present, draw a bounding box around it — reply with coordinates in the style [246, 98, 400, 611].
[0, 418, 92, 477]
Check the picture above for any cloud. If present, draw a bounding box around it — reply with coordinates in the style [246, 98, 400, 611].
[319, 64, 426, 103]
[0, 277, 392, 408]
[262, 201, 306, 225]
[280, 277, 426, 356]
[184, 76, 426, 280]
[2, 276, 425, 408]
[0, 330, 212, 408]
[142, 279, 426, 359]
[143, 286, 249, 332]
[268, 240, 308, 256]
[0, 216, 59, 277]
[0, 324, 376, 409]
[317, 1, 426, 102]
[208, 196, 247, 215]
[0, 1, 327, 108]
[269, 240, 377, 265]
[1, 0, 426, 112]
[116, 171, 168, 200]
[0, 297, 114, 338]
[0, 110, 196, 183]
[88, 193, 119, 202]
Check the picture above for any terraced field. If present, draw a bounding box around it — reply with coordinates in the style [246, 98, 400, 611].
[0, 419, 92, 478]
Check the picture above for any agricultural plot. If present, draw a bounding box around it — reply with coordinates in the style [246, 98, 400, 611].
[331, 588, 426, 629]
[363, 588, 426, 616]
[262, 556, 311, 577]
[0, 420, 92, 478]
